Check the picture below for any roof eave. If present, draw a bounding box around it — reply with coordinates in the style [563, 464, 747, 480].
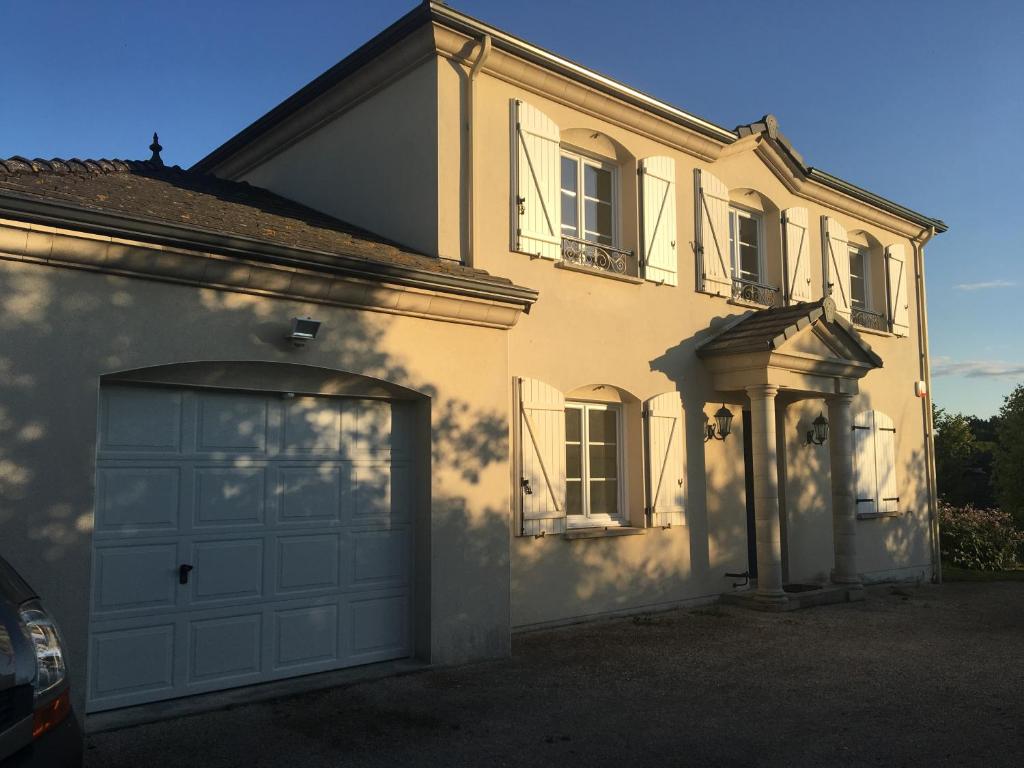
[0, 189, 539, 311]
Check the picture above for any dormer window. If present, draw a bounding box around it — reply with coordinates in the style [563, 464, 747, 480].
[560, 152, 616, 247]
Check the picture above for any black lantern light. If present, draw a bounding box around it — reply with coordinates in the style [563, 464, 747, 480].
[806, 412, 829, 446]
[704, 404, 734, 442]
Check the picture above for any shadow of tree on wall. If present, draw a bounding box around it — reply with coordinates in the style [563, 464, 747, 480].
[0, 254, 518, 705]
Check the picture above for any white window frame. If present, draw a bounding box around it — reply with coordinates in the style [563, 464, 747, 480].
[565, 401, 626, 528]
[560, 150, 618, 247]
[848, 244, 871, 310]
[728, 206, 765, 286]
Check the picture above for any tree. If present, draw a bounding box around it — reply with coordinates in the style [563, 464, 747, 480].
[993, 384, 1024, 527]
[933, 404, 977, 507]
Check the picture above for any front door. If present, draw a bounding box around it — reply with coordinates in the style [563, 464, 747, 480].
[742, 410, 757, 579]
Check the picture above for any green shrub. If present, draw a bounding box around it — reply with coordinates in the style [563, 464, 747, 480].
[939, 503, 1024, 571]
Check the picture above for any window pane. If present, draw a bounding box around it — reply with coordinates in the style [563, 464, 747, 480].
[739, 243, 759, 281]
[589, 479, 617, 516]
[566, 408, 582, 443]
[588, 443, 618, 479]
[561, 192, 578, 236]
[588, 408, 617, 443]
[566, 480, 583, 516]
[566, 442, 582, 480]
[561, 157, 578, 193]
[851, 274, 866, 308]
[584, 165, 612, 202]
[738, 214, 759, 248]
[584, 201, 613, 240]
[729, 212, 737, 264]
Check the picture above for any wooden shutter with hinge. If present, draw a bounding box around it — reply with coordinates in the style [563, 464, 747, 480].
[695, 168, 731, 296]
[886, 243, 909, 336]
[640, 156, 678, 286]
[644, 392, 685, 528]
[512, 100, 561, 260]
[517, 377, 566, 536]
[782, 207, 812, 304]
[822, 216, 851, 319]
[874, 411, 899, 514]
[852, 410, 877, 517]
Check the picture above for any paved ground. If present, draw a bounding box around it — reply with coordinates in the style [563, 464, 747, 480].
[86, 582, 1024, 767]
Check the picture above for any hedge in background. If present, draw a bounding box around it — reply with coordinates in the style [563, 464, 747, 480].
[939, 503, 1024, 571]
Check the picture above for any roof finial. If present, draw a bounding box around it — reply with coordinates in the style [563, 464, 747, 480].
[149, 132, 164, 166]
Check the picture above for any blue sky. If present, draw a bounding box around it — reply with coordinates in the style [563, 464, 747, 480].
[2, 0, 1021, 417]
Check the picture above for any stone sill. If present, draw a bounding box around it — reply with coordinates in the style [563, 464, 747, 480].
[856, 511, 902, 520]
[727, 297, 775, 311]
[851, 324, 895, 338]
[563, 526, 646, 540]
[554, 261, 644, 284]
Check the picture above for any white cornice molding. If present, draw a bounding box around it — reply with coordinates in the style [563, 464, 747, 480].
[0, 219, 527, 329]
[751, 139, 923, 239]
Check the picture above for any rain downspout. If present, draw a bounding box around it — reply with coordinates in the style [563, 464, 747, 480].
[465, 34, 492, 265]
[913, 224, 940, 583]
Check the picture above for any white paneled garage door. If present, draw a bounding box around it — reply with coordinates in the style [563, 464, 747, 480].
[87, 385, 413, 712]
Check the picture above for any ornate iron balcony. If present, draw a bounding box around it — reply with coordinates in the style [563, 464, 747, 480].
[560, 235, 638, 277]
[851, 306, 888, 332]
[731, 277, 781, 307]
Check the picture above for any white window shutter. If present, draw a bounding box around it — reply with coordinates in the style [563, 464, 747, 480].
[822, 216, 851, 319]
[852, 410, 877, 517]
[512, 100, 561, 260]
[517, 377, 566, 536]
[782, 207, 812, 304]
[873, 411, 899, 514]
[886, 243, 909, 336]
[695, 168, 731, 295]
[640, 156, 678, 286]
[643, 392, 685, 528]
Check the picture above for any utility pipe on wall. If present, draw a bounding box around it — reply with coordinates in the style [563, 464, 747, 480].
[465, 34, 492, 266]
[913, 225, 940, 583]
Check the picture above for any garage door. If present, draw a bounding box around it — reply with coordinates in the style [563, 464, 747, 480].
[87, 385, 412, 712]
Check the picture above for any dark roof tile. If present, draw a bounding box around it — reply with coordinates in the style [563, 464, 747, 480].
[0, 156, 510, 286]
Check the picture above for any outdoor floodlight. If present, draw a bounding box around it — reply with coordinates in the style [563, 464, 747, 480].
[288, 316, 322, 347]
[806, 412, 829, 446]
[704, 405, 734, 442]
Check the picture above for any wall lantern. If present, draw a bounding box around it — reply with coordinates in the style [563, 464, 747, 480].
[287, 316, 322, 347]
[704, 405, 734, 442]
[806, 412, 829, 446]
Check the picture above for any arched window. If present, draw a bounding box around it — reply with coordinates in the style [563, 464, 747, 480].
[847, 231, 887, 332]
[726, 188, 784, 307]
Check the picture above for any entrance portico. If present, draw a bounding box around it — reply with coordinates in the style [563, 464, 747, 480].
[697, 298, 883, 604]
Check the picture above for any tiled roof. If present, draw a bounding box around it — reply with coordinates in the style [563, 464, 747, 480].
[0, 155, 509, 285]
[696, 298, 883, 369]
[698, 301, 828, 356]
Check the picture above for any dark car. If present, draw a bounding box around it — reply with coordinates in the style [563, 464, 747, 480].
[0, 556, 82, 767]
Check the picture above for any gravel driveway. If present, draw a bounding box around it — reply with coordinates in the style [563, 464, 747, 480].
[85, 582, 1024, 767]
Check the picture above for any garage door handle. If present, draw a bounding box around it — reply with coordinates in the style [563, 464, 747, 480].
[179, 564, 194, 585]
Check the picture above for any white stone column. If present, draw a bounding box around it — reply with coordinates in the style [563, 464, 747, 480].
[828, 393, 860, 584]
[746, 385, 785, 600]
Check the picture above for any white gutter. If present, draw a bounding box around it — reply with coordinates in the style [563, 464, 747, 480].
[913, 225, 940, 583]
[465, 33, 492, 266]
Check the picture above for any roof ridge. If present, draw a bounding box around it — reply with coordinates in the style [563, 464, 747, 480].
[0, 156, 181, 176]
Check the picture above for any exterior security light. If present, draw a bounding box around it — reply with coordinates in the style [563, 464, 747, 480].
[704, 405, 734, 442]
[288, 316, 321, 347]
[806, 412, 829, 446]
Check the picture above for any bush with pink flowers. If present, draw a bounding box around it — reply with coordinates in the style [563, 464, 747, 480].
[939, 502, 1024, 571]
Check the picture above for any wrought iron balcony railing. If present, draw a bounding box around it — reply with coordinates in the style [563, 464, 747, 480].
[851, 306, 888, 332]
[731, 277, 781, 308]
[560, 235, 639, 277]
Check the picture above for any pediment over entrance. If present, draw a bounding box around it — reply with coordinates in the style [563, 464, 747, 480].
[696, 298, 882, 396]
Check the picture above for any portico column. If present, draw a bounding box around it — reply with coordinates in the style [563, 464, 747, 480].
[827, 393, 860, 584]
[746, 385, 785, 600]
